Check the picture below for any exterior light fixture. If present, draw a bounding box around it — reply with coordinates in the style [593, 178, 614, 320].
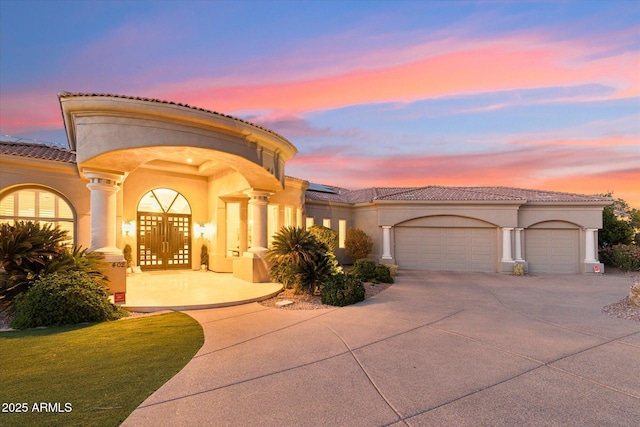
[122, 221, 135, 236]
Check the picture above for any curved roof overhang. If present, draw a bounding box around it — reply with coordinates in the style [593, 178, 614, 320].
[58, 93, 297, 191]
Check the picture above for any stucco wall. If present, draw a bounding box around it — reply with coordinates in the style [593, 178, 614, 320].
[0, 157, 92, 248]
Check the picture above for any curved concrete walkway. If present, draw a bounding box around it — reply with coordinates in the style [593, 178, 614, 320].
[123, 271, 640, 426]
[124, 271, 282, 312]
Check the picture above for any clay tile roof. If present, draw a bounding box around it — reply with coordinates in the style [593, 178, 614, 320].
[57, 92, 291, 144]
[0, 138, 76, 163]
[306, 184, 611, 204]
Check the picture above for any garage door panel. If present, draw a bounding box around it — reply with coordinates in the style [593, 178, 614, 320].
[526, 229, 579, 274]
[396, 227, 496, 272]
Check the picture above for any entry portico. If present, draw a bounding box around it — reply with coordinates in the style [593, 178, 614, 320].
[59, 92, 298, 290]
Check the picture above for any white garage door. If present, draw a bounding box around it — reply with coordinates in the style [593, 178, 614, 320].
[525, 229, 579, 274]
[395, 227, 497, 272]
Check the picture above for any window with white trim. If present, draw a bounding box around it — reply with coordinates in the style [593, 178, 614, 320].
[339, 219, 347, 248]
[0, 188, 75, 243]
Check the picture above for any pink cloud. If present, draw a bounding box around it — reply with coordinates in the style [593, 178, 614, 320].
[287, 144, 640, 207]
[158, 36, 638, 117]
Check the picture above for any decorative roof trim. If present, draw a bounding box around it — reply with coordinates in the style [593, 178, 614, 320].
[57, 92, 291, 144]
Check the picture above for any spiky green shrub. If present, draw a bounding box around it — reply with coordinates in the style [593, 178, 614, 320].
[345, 227, 373, 262]
[375, 264, 394, 284]
[1, 221, 67, 310]
[349, 258, 377, 282]
[267, 226, 332, 294]
[10, 271, 128, 329]
[321, 273, 365, 307]
[0, 221, 106, 313]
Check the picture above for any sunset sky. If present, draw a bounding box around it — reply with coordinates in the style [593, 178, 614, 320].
[1, 1, 639, 207]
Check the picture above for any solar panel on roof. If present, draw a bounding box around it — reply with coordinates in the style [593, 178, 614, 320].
[307, 183, 339, 194]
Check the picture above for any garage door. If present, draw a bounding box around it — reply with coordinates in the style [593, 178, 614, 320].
[525, 229, 579, 274]
[395, 227, 497, 272]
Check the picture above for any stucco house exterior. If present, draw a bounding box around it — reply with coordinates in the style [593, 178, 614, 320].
[0, 93, 610, 295]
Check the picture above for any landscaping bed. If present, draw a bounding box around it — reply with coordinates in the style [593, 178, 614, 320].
[259, 281, 391, 310]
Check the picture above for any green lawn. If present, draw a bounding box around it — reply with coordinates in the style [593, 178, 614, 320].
[0, 312, 204, 427]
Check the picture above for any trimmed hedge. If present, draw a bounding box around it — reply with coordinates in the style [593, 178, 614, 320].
[11, 271, 128, 329]
[350, 258, 377, 282]
[321, 273, 365, 307]
[375, 264, 394, 284]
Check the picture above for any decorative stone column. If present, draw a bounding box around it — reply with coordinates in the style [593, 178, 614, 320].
[234, 190, 272, 283]
[84, 170, 124, 254]
[583, 228, 603, 273]
[501, 228, 514, 262]
[83, 169, 126, 295]
[381, 226, 393, 261]
[514, 228, 524, 262]
[500, 227, 515, 274]
[584, 228, 598, 263]
[246, 190, 270, 253]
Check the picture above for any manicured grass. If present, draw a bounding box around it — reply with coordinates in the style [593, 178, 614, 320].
[0, 312, 203, 427]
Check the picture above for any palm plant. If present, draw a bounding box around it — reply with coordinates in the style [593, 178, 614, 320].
[267, 226, 327, 266]
[267, 226, 332, 294]
[0, 221, 106, 313]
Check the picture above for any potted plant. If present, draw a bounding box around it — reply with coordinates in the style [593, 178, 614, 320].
[123, 244, 133, 274]
[200, 244, 209, 271]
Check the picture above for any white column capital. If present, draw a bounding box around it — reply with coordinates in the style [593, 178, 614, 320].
[82, 169, 125, 185]
[244, 189, 271, 205]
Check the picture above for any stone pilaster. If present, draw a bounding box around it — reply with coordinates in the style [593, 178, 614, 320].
[381, 226, 393, 261]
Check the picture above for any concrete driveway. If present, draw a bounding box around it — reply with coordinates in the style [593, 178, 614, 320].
[123, 271, 640, 426]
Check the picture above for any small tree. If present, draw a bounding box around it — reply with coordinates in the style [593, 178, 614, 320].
[599, 196, 635, 246]
[200, 244, 209, 269]
[345, 227, 373, 262]
[123, 244, 133, 268]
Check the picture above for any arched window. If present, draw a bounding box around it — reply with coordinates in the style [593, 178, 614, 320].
[0, 187, 75, 243]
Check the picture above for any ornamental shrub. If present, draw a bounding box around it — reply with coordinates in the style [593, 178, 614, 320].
[267, 226, 332, 294]
[345, 228, 373, 262]
[10, 271, 128, 329]
[349, 258, 377, 282]
[375, 264, 394, 284]
[321, 273, 365, 307]
[309, 225, 338, 256]
[599, 244, 640, 272]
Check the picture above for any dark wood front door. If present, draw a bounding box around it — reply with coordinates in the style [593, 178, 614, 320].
[137, 213, 191, 270]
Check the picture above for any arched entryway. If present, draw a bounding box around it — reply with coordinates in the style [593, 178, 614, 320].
[137, 188, 192, 270]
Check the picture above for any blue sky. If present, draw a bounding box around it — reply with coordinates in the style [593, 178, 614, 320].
[1, 0, 639, 206]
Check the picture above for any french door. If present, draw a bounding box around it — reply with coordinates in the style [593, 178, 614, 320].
[137, 213, 191, 270]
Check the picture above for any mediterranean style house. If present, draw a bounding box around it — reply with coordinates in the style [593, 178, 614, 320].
[1, 93, 610, 293]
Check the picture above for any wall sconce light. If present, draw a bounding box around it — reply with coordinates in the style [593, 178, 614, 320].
[194, 223, 205, 238]
[122, 221, 135, 236]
